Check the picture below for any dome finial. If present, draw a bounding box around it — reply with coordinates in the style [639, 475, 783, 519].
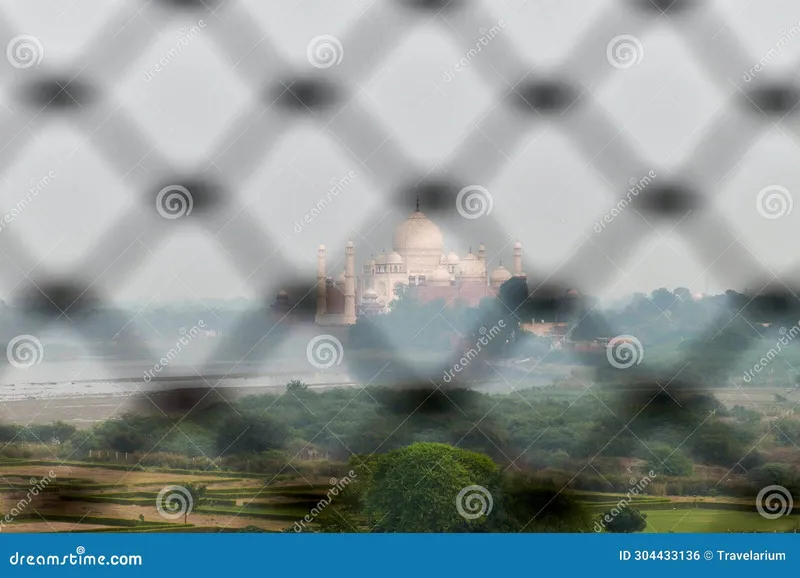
[416, 196, 419, 212]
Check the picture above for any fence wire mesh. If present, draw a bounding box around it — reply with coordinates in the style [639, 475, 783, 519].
[0, 0, 799, 532]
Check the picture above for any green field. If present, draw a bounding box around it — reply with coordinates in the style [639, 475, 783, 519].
[4, 459, 800, 533]
[642, 509, 800, 533]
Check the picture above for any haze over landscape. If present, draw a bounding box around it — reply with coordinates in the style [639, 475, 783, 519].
[1, 0, 800, 539]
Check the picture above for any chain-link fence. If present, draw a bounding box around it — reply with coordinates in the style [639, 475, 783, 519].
[1, 0, 799, 532]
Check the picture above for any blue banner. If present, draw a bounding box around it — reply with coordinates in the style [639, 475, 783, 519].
[0, 534, 795, 576]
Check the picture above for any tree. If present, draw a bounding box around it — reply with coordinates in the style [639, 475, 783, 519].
[673, 287, 692, 302]
[688, 421, 759, 467]
[602, 508, 647, 533]
[650, 288, 675, 311]
[215, 415, 289, 455]
[645, 444, 694, 477]
[183, 483, 206, 524]
[495, 474, 594, 532]
[108, 431, 147, 454]
[497, 277, 529, 320]
[750, 463, 797, 492]
[570, 312, 614, 341]
[314, 507, 361, 533]
[356, 442, 499, 532]
[286, 380, 309, 394]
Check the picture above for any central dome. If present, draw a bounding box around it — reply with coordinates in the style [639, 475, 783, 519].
[393, 211, 444, 252]
[392, 210, 444, 274]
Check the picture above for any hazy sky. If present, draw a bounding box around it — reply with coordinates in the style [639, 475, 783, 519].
[0, 0, 799, 309]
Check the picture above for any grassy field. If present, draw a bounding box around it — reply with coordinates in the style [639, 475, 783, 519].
[2, 459, 797, 533]
[0, 460, 329, 533]
[642, 510, 800, 533]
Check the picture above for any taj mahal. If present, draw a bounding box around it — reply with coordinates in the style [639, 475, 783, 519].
[304, 201, 527, 326]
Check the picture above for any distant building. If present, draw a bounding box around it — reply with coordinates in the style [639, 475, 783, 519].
[520, 321, 569, 340]
[521, 311, 618, 352]
[279, 201, 527, 326]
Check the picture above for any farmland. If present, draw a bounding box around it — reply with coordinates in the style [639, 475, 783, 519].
[0, 460, 331, 533]
[2, 458, 798, 533]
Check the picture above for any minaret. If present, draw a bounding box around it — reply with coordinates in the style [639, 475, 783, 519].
[478, 243, 486, 284]
[344, 239, 356, 324]
[513, 240, 522, 276]
[316, 244, 327, 321]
